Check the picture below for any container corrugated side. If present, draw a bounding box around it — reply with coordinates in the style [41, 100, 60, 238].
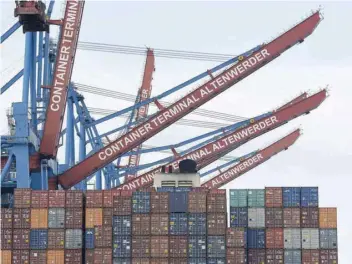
[226, 248, 247, 264]
[65, 208, 83, 229]
[1, 229, 12, 249]
[283, 208, 301, 228]
[64, 249, 82, 264]
[132, 214, 151, 235]
[247, 228, 265, 249]
[1, 208, 13, 229]
[113, 258, 131, 264]
[132, 191, 151, 213]
[188, 259, 206, 264]
[207, 213, 227, 235]
[208, 258, 226, 264]
[47, 249, 64, 264]
[12, 250, 30, 264]
[85, 229, 95, 249]
[151, 213, 168, 235]
[13, 208, 31, 229]
[207, 235, 226, 258]
[188, 191, 207, 213]
[48, 229, 65, 249]
[283, 187, 301, 207]
[65, 229, 82, 249]
[113, 215, 131, 236]
[226, 227, 246, 248]
[30, 250, 47, 264]
[320, 249, 338, 264]
[169, 236, 187, 258]
[31, 191, 48, 208]
[266, 228, 284, 249]
[302, 249, 320, 264]
[13, 228, 30, 249]
[301, 187, 319, 207]
[103, 208, 113, 226]
[188, 213, 206, 235]
[65, 190, 84, 208]
[265, 187, 283, 207]
[150, 259, 168, 264]
[266, 208, 283, 228]
[301, 207, 319, 228]
[92, 248, 113, 264]
[131, 236, 150, 258]
[207, 190, 226, 213]
[86, 190, 103, 208]
[1, 250, 11, 264]
[266, 249, 284, 264]
[14, 188, 31, 208]
[188, 236, 206, 258]
[284, 249, 301, 264]
[247, 249, 265, 264]
[248, 208, 265, 228]
[30, 229, 48, 249]
[150, 236, 169, 258]
[229, 207, 247, 227]
[320, 229, 338, 249]
[94, 225, 112, 248]
[151, 192, 169, 213]
[170, 213, 188, 235]
[103, 189, 120, 207]
[301, 228, 320, 249]
[85, 208, 103, 228]
[230, 189, 248, 207]
[319, 208, 337, 228]
[113, 195, 132, 215]
[168, 258, 187, 264]
[131, 258, 150, 264]
[247, 189, 265, 207]
[31, 208, 48, 229]
[48, 208, 64, 228]
[48, 190, 66, 207]
[169, 191, 188, 213]
[284, 228, 301, 249]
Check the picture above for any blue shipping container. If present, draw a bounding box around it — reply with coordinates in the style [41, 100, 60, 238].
[247, 228, 265, 249]
[113, 216, 131, 236]
[113, 258, 131, 264]
[132, 192, 150, 213]
[208, 259, 226, 264]
[175, 187, 192, 192]
[301, 187, 319, 207]
[113, 236, 131, 258]
[188, 258, 206, 264]
[283, 187, 301, 207]
[170, 213, 188, 235]
[85, 229, 95, 249]
[157, 187, 175, 192]
[188, 236, 206, 258]
[30, 229, 48, 249]
[230, 207, 248, 227]
[188, 213, 207, 235]
[207, 236, 226, 258]
[169, 192, 188, 212]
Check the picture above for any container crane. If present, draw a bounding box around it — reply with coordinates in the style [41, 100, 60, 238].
[57, 11, 322, 189]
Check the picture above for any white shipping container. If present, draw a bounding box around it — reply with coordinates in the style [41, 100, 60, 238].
[301, 228, 320, 249]
[284, 228, 301, 249]
[320, 229, 338, 249]
[248, 208, 265, 228]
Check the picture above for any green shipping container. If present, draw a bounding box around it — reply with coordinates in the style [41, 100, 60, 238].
[247, 189, 265, 207]
[230, 190, 248, 207]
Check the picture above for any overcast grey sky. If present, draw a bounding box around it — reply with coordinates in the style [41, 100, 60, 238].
[1, 1, 352, 262]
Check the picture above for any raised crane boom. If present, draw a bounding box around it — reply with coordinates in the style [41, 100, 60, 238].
[202, 129, 301, 189]
[57, 11, 322, 189]
[40, 0, 85, 158]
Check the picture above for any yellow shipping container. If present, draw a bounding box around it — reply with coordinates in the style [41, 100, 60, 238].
[47, 250, 64, 264]
[31, 208, 48, 228]
[85, 208, 103, 228]
[319, 207, 337, 228]
[1, 250, 12, 264]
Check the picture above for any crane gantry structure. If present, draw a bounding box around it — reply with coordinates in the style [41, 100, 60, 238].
[1, 1, 327, 207]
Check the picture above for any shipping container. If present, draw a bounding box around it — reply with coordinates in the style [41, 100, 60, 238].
[48, 229, 65, 249]
[301, 207, 319, 228]
[150, 259, 168, 264]
[30, 229, 48, 249]
[207, 189, 226, 213]
[265, 208, 283, 228]
[283, 187, 301, 207]
[229, 207, 248, 228]
[150, 236, 169, 258]
[169, 191, 188, 213]
[113, 195, 132, 215]
[132, 214, 151, 235]
[113, 236, 131, 258]
[284, 249, 301, 264]
[12, 250, 30, 264]
[13, 228, 30, 249]
[113, 258, 131, 264]
[65, 229, 82, 249]
[151, 192, 169, 213]
[85, 229, 95, 249]
[188, 259, 206, 264]
[266, 249, 284, 264]
[168, 258, 187, 264]
[283, 208, 301, 228]
[13, 208, 31, 229]
[151, 213, 169, 235]
[14, 188, 31, 208]
[31, 191, 49, 208]
[248, 208, 265, 228]
[226, 227, 246, 248]
[226, 248, 247, 264]
[207, 235, 226, 258]
[64, 249, 82, 263]
[319, 208, 337, 228]
[48, 208, 64, 228]
[30, 208, 48, 229]
[131, 236, 150, 258]
[229, 189, 248, 208]
[93, 248, 113, 264]
[1, 228, 12, 249]
[48, 190, 66, 207]
[247, 228, 265, 249]
[113, 215, 131, 236]
[66, 190, 84, 208]
[131, 259, 150, 264]
[302, 249, 320, 264]
[320, 229, 338, 249]
[266, 228, 284, 249]
[188, 191, 207, 212]
[284, 228, 301, 249]
[247, 249, 265, 264]
[47, 249, 64, 264]
[86, 208, 103, 228]
[1, 208, 13, 229]
[301, 228, 320, 249]
[207, 213, 227, 235]
[65, 208, 83, 229]
[320, 249, 338, 264]
[157, 187, 175, 192]
[170, 213, 188, 235]
[208, 259, 226, 264]
[103, 189, 120, 207]
[169, 235, 187, 258]
[188, 213, 207, 235]
[86, 190, 103, 208]
[301, 187, 319, 207]
[188, 236, 206, 258]
[132, 191, 151, 213]
[265, 187, 283, 207]
[247, 189, 265, 208]
[1, 250, 11, 264]
[94, 226, 112, 248]
[175, 187, 191, 192]
[103, 208, 113, 226]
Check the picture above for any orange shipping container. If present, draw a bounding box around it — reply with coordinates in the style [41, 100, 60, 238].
[31, 208, 48, 228]
[1, 250, 12, 264]
[85, 208, 103, 228]
[319, 208, 337, 228]
[47, 250, 64, 264]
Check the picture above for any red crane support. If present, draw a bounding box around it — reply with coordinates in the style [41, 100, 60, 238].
[126, 49, 155, 180]
[57, 11, 322, 189]
[201, 129, 301, 189]
[40, 0, 85, 158]
[112, 89, 327, 191]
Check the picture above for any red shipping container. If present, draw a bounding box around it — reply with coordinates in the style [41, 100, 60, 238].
[151, 214, 169, 235]
[1, 208, 13, 229]
[1, 229, 12, 249]
[103, 189, 120, 207]
[113, 196, 132, 215]
[207, 213, 227, 235]
[103, 208, 113, 226]
[169, 259, 187, 264]
[85, 249, 94, 264]
[48, 229, 65, 249]
[31, 191, 49, 208]
[12, 250, 30, 264]
[132, 236, 151, 258]
[13, 229, 30, 249]
[94, 226, 112, 248]
[13, 208, 31, 229]
[14, 188, 31, 208]
[66, 190, 84, 208]
[91, 248, 113, 264]
[266, 228, 284, 249]
[226, 228, 246, 248]
[65, 208, 83, 229]
[132, 214, 151, 235]
[248, 249, 265, 264]
[192, 187, 209, 192]
[266, 249, 284, 264]
[30, 250, 47, 264]
[151, 192, 169, 213]
[207, 191, 226, 213]
[48, 190, 66, 207]
[265, 187, 283, 207]
[169, 236, 187, 258]
[86, 190, 103, 208]
[265, 208, 283, 228]
[320, 249, 338, 264]
[64, 249, 82, 263]
[132, 259, 150, 264]
[301, 207, 319, 228]
[151, 236, 169, 258]
[283, 208, 301, 228]
[302, 249, 320, 264]
[188, 191, 207, 213]
[227, 248, 246, 264]
[150, 259, 168, 264]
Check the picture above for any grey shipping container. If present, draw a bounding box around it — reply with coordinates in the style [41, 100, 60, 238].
[113, 235, 131, 258]
[247, 189, 265, 207]
[188, 236, 206, 258]
[208, 259, 226, 264]
[284, 228, 301, 249]
[48, 208, 65, 228]
[169, 191, 188, 212]
[170, 213, 188, 235]
[248, 208, 265, 228]
[301, 228, 320, 249]
[207, 236, 226, 258]
[113, 215, 132, 236]
[229, 189, 247, 207]
[320, 229, 338, 249]
[188, 213, 207, 235]
[65, 229, 82, 249]
[229, 207, 248, 227]
[188, 259, 206, 264]
[284, 249, 301, 264]
[266, 208, 283, 228]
